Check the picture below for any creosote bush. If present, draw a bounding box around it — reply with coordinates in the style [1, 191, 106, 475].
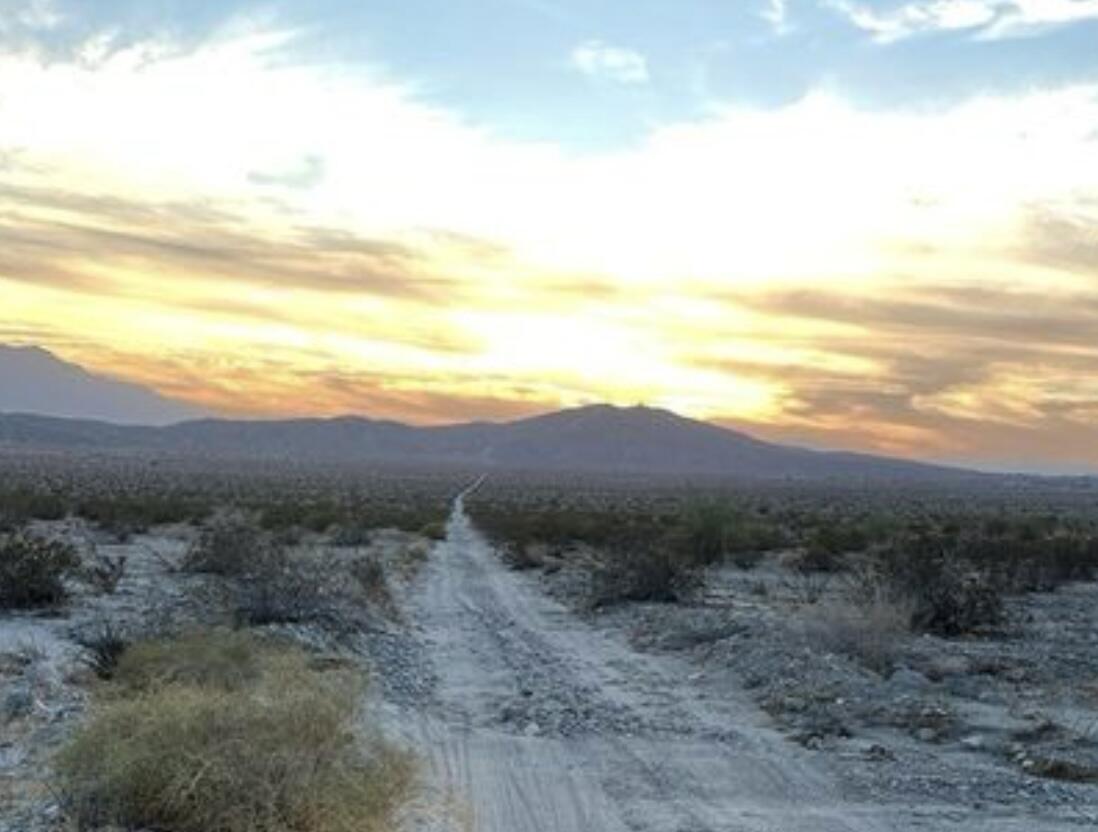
[54, 630, 416, 832]
[876, 538, 1004, 637]
[0, 532, 79, 609]
[591, 539, 701, 607]
[182, 512, 268, 576]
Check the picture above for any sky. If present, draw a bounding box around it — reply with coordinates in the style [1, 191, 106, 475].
[1, 0, 1097, 473]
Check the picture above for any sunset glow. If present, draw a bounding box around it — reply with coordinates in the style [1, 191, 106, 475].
[2, 1, 1098, 471]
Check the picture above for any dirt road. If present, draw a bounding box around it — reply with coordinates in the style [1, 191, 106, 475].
[379, 495, 916, 832]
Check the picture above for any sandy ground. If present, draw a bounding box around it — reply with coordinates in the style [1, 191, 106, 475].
[375, 495, 1098, 832]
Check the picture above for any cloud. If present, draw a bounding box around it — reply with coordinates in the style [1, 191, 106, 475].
[0, 0, 64, 34]
[825, 0, 1098, 42]
[248, 155, 325, 190]
[698, 282, 1098, 469]
[570, 40, 650, 84]
[4, 21, 1098, 468]
[761, 0, 793, 32]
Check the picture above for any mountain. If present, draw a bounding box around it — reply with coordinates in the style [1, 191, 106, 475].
[0, 345, 207, 426]
[0, 401, 978, 481]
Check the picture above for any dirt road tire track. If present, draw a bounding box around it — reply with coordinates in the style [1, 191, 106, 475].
[382, 496, 905, 832]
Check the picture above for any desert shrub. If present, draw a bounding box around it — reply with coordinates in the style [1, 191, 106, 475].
[331, 522, 374, 547]
[0, 488, 67, 529]
[231, 552, 334, 626]
[185, 517, 332, 625]
[76, 620, 131, 680]
[502, 542, 551, 571]
[791, 544, 848, 574]
[77, 494, 208, 541]
[110, 630, 268, 694]
[590, 540, 701, 607]
[54, 633, 416, 832]
[80, 550, 127, 594]
[781, 569, 832, 605]
[674, 501, 782, 568]
[0, 532, 80, 609]
[910, 567, 1003, 636]
[808, 589, 913, 673]
[875, 538, 1004, 636]
[419, 520, 447, 541]
[350, 555, 397, 617]
[395, 540, 431, 579]
[806, 523, 869, 559]
[182, 513, 267, 576]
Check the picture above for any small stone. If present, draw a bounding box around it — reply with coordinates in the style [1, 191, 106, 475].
[961, 734, 987, 751]
[889, 667, 931, 692]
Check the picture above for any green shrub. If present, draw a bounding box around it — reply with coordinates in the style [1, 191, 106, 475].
[0, 532, 79, 609]
[419, 521, 447, 541]
[55, 633, 415, 832]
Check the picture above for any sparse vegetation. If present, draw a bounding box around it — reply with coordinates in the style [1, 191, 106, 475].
[182, 512, 269, 576]
[809, 590, 914, 673]
[76, 620, 131, 680]
[590, 539, 701, 607]
[54, 630, 416, 832]
[0, 532, 80, 609]
[80, 550, 127, 594]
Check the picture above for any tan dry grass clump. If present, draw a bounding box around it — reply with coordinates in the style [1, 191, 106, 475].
[808, 591, 914, 674]
[55, 630, 416, 832]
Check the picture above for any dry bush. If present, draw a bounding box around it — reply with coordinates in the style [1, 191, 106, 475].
[184, 515, 332, 625]
[182, 512, 268, 576]
[76, 620, 131, 681]
[54, 632, 416, 832]
[396, 540, 431, 578]
[0, 532, 79, 609]
[231, 551, 335, 626]
[807, 590, 913, 674]
[110, 629, 269, 694]
[590, 541, 701, 608]
[350, 555, 397, 617]
[781, 569, 832, 606]
[80, 550, 127, 594]
[877, 544, 1004, 636]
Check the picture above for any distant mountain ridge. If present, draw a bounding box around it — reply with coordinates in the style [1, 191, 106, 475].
[0, 404, 978, 481]
[0, 345, 207, 426]
[0, 344, 982, 479]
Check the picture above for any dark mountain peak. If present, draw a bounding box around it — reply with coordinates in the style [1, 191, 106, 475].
[0, 343, 208, 426]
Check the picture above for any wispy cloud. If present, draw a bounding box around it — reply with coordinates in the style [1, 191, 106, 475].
[761, 0, 793, 33]
[826, 0, 1098, 42]
[570, 40, 650, 84]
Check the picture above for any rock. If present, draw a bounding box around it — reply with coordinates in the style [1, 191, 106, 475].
[889, 667, 932, 692]
[916, 727, 939, 743]
[961, 734, 988, 751]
